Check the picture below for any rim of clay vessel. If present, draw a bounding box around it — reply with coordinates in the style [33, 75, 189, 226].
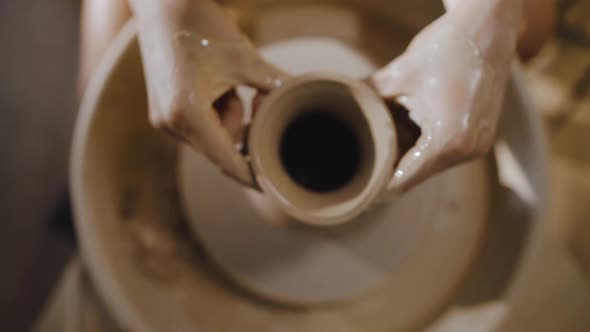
[248, 73, 398, 226]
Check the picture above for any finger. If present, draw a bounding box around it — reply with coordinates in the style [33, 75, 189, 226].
[240, 91, 268, 157]
[387, 133, 438, 193]
[185, 108, 255, 188]
[241, 55, 290, 92]
[251, 91, 267, 118]
[369, 55, 416, 99]
[213, 89, 245, 144]
[386, 101, 422, 160]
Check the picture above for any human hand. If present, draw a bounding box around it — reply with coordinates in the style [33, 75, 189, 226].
[130, 0, 287, 187]
[371, 1, 522, 193]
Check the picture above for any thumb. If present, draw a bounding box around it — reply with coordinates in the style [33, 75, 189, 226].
[387, 133, 437, 194]
[369, 55, 416, 99]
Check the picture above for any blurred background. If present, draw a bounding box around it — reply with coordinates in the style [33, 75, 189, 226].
[0, 0, 589, 331]
[0, 1, 80, 330]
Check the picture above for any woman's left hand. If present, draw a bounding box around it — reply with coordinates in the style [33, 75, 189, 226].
[371, 0, 523, 193]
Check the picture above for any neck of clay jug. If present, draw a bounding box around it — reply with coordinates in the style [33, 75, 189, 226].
[248, 73, 398, 227]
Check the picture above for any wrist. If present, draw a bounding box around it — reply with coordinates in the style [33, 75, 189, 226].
[448, 0, 524, 63]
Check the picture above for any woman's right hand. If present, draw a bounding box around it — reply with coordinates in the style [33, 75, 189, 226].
[129, 0, 287, 187]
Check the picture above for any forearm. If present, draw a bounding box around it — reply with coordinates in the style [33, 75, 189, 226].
[444, 0, 523, 23]
[444, 0, 524, 63]
[80, 0, 130, 91]
[128, 0, 241, 40]
[127, 0, 188, 24]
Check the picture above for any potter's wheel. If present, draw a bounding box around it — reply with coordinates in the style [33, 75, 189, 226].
[179, 37, 489, 306]
[72, 1, 548, 332]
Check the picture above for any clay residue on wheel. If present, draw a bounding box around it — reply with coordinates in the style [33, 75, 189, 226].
[114, 130, 198, 283]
